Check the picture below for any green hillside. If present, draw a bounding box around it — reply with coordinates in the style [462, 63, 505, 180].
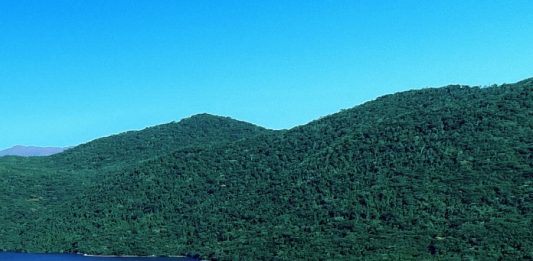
[0, 114, 268, 254]
[1, 79, 532, 260]
[51, 113, 270, 171]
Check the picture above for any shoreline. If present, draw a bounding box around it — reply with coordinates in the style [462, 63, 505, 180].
[1, 251, 190, 259]
[81, 253, 187, 258]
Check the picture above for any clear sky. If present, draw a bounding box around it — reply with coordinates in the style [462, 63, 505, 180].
[1, 0, 532, 149]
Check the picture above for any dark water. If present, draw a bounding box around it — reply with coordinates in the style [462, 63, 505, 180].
[0, 253, 195, 261]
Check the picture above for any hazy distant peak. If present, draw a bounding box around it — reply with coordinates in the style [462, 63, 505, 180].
[0, 145, 66, 157]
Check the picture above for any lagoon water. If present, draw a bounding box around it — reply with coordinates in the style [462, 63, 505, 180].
[0, 253, 194, 261]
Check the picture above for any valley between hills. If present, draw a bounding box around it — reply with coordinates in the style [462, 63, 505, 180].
[0, 79, 532, 260]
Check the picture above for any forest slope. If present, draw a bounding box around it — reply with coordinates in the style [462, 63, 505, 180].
[1, 79, 532, 260]
[50, 113, 270, 171]
[0, 114, 269, 253]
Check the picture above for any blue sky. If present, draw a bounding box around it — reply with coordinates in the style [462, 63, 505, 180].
[1, 0, 532, 149]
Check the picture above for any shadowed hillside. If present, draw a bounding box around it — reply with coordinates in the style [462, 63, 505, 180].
[1, 79, 532, 260]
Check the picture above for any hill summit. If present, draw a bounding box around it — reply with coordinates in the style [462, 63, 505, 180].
[0, 79, 532, 260]
[51, 113, 268, 170]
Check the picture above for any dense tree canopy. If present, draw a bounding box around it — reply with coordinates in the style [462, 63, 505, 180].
[1, 79, 532, 260]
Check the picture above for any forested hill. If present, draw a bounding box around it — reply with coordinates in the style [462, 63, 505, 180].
[0, 79, 532, 260]
[0, 113, 270, 255]
[50, 113, 270, 170]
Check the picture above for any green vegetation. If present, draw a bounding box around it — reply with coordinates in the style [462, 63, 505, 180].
[1, 79, 532, 260]
[52, 113, 270, 171]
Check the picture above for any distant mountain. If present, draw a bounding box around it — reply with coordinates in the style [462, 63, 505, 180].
[0, 79, 531, 260]
[0, 145, 66, 157]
